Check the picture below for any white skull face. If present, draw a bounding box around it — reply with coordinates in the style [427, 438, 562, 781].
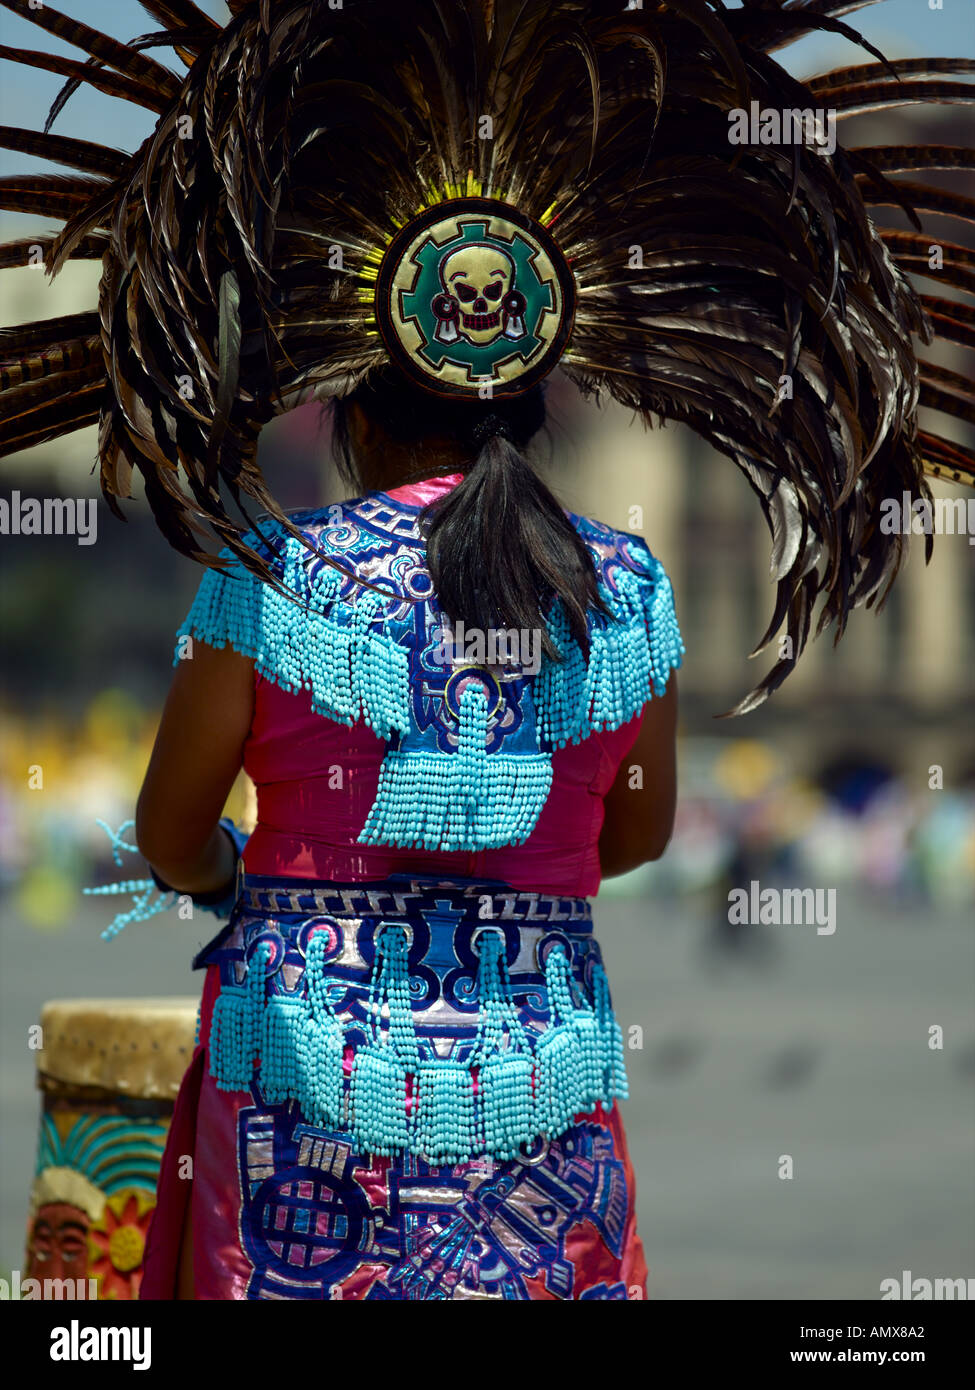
[439, 243, 514, 345]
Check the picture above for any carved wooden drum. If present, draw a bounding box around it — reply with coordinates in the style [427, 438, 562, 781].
[25, 998, 196, 1300]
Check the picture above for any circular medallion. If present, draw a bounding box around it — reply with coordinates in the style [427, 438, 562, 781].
[444, 665, 504, 721]
[245, 928, 285, 974]
[374, 198, 575, 398]
[297, 919, 340, 961]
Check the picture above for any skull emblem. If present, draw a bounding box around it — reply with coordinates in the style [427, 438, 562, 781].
[436, 242, 515, 345]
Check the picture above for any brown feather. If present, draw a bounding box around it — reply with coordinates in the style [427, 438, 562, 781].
[0, 126, 130, 179]
[827, 79, 975, 116]
[138, 0, 219, 40]
[0, 44, 168, 113]
[919, 432, 975, 487]
[0, 314, 101, 356]
[808, 57, 975, 97]
[0, 0, 179, 98]
[0, 382, 103, 453]
[861, 180, 975, 228]
[0, 234, 106, 270]
[0, 335, 102, 391]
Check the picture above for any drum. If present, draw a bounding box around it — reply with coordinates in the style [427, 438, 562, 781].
[25, 998, 197, 1300]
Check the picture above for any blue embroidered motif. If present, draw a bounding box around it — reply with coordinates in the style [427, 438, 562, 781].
[174, 491, 683, 852]
[235, 1103, 630, 1300]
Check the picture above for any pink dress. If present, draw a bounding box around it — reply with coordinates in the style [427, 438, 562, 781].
[142, 475, 658, 1301]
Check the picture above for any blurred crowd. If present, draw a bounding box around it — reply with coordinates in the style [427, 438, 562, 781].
[639, 738, 975, 913]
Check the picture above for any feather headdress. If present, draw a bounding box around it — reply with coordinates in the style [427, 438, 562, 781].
[0, 0, 972, 710]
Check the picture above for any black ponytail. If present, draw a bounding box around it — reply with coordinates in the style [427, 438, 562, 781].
[330, 368, 608, 658]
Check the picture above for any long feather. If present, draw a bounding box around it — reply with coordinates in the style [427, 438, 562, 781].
[0, 127, 130, 179]
[0, 234, 107, 270]
[0, 335, 102, 391]
[881, 232, 975, 297]
[0, 383, 103, 453]
[919, 432, 975, 486]
[828, 80, 975, 116]
[0, 314, 101, 355]
[852, 144, 975, 174]
[0, 0, 179, 97]
[0, 44, 168, 114]
[808, 57, 975, 95]
[920, 382, 975, 427]
[206, 269, 242, 484]
[861, 181, 975, 228]
[0, 174, 110, 219]
[138, 0, 220, 40]
[2, 362, 105, 423]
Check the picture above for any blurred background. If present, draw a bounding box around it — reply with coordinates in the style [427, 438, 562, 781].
[1, 1, 973, 1299]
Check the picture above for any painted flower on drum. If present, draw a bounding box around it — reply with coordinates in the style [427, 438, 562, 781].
[88, 1191, 156, 1299]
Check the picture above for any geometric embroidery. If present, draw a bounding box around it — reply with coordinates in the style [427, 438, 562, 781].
[237, 1091, 632, 1301]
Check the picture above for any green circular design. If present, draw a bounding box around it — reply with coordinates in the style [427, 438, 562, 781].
[374, 198, 575, 398]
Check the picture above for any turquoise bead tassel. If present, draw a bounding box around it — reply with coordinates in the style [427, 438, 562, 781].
[84, 876, 174, 941]
[260, 993, 310, 1106]
[479, 1054, 535, 1159]
[534, 1023, 583, 1137]
[641, 562, 686, 699]
[571, 997, 606, 1111]
[295, 931, 345, 1127]
[350, 1048, 410, 1156]
[349, 925, 417, 1155]
[414, 1060, 477, 1162]
[359, 744, 553, 851]
[83, 818, 176, 940]
[209, 987, 249, 1090]
[379, 926, 421, 1071]
[454, 683, 488, 840]
[471, 931, 536, 1158]
[594, 961, 629, 1105]
[535, 555, 684, 749]
[533, 602, 589, 747]
[210, 941, 271, 1093]
[534, 946, 585, 1135]
[584, 577, 650, 734]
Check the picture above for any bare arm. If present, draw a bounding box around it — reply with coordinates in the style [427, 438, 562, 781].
[135, 640, 255, 894]
[598, 674, 678, 878]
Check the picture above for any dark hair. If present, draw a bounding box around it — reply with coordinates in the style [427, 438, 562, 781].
[330, 367, 608, 657]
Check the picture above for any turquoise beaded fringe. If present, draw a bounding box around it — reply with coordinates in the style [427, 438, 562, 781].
[535, 560, 685, 748]
[175, 537, 411, 741]
[358, 681, 554, 850]
[207, 928, 628, 1163]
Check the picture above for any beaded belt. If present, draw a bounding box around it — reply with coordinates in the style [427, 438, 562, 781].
[196, 872, 628, 1164]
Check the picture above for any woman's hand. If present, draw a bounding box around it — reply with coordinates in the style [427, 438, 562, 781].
[598, 673, 678, 878]
[135, 639, 255, 895]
